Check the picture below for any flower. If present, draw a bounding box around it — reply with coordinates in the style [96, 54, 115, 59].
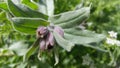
[45, 32, 54, 50]
[116, 40, 120, 46]
[54, 26, 64, 37]
[39, 32, 54, 50]
[106, 38, 120, 46]
[106, 38, 116, 45]
[38, 26, 64, 50]
[108, 31, 117, 38]
[40, 39, 46, 50]
[36, 26, 49, 38]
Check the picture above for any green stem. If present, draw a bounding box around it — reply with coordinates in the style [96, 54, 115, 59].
[107, 47, 114, 66]
[23, 38, 41, 62]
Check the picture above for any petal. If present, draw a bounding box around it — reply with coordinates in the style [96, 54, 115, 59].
[45, 32, 50, 48]
[36, 26, 48, 38]
[40, 39, 46, 50]
[54, 26, 64, 37]
[45, 32, 54, 49]
[49, 32, 54, 46]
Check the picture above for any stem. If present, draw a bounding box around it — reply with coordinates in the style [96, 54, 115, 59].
[23, 38, 42, 62]
[107, 47, 114, 66]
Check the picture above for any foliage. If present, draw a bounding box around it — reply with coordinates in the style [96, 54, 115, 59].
[0, 0, 120, 68]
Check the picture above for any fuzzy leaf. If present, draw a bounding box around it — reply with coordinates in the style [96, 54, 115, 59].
[24, 38, 40, 61]
[9, 41, 28, 56]
[36, 0, 54, 16]
[64, 28, 105, 44]
[11, 17, 49, 34]
[53, 31, 74, 52]
[22, 0, 38, 10]
[64, 28, 106, 51]
[49, 7, 90, 29]
[7, 0, 48, 19]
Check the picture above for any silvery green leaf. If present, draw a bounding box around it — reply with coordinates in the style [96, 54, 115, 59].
[10, 17, 49, 34]
[64, 28, 105, 44]
[53, 31, 74, 52]
[9, 41, 28, 56]
[7, 0, 48, 19]
[36, 0, 54, 16]
[49, 7, 90, 29]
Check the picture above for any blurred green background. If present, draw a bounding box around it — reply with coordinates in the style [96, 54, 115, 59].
[0, 0, 120, 68]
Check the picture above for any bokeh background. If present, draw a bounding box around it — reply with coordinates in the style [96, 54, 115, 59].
[0, 0, 120, 68]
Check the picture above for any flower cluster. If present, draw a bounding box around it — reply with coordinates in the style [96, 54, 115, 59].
[36, 26, 64, 50]
[106, 31, 120, 46]
[108, 31, 117, 39]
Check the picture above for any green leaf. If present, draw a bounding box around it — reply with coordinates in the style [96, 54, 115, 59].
[49, 7, 90, 29]
[7, 0, 48, 19]
[24, 38, 40, 61]
[9, 41, 28, 56]
[64, 28, 106, 45]
[11, 17, 49, 34]
[12, 24, 36, 34]
[12, 17, 49, 28]
[0, 2, 8, 11]
[36, 0, 54, 16]
[0, 12, 12, 35]
[82, 44, 108, 52]
[63, 28, 107, 51]
[53, 31, 74, 52]
[0, 11, 6, 19]
[22, 0, 38, 10]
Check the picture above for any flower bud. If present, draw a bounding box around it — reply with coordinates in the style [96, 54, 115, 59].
[54, 26, 64, 37]
[40, 39, 46, 50]
[46, 32, 54, 50]
[36, 26, 48, 38]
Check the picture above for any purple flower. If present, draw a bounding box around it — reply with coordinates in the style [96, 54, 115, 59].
[39, 32, 54, 50]
[40, 39, 46, 50]
[36, 26, 49, 38]
[54, 26, 64, 37]
[38, 26, 64, 50]
[45, 32, 54, 49]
